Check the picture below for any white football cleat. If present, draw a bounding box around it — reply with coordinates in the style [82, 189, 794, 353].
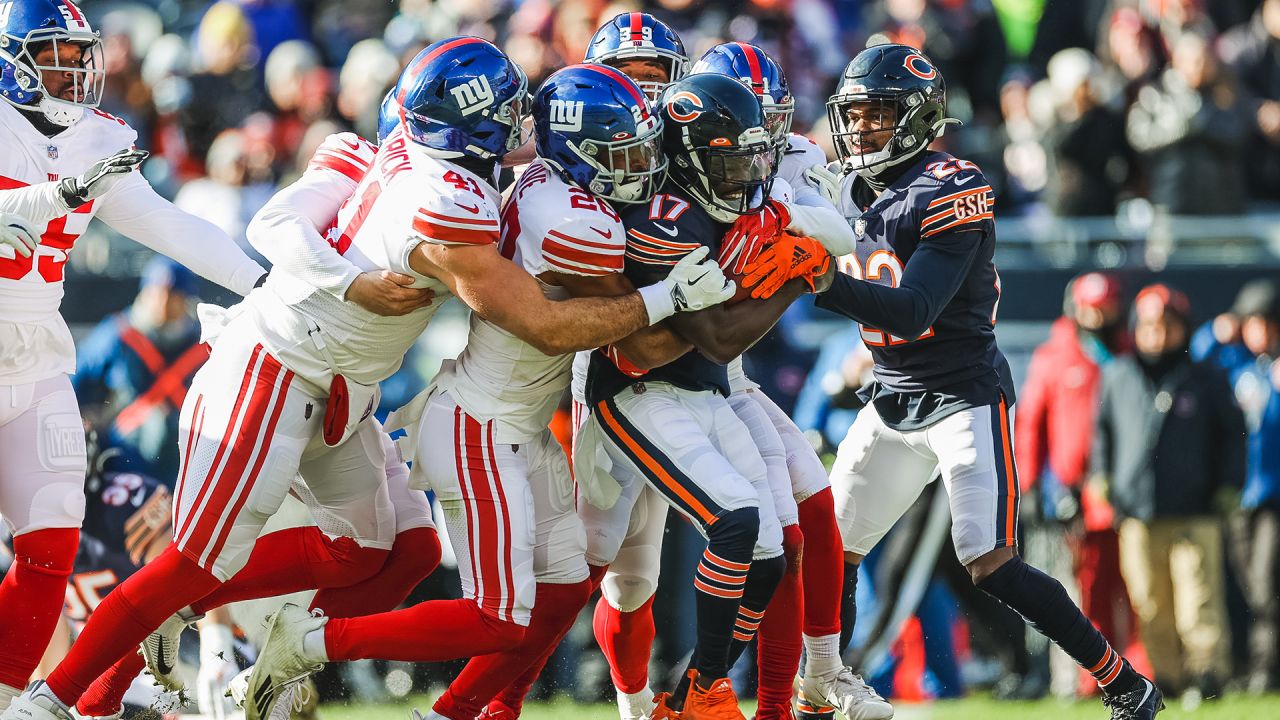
[802, 667, 894, 720]
[2, 682, 74, 720]
[244, 604, 327, 720]
[226, 666, 253, 709]
[141, 613, 192, 691]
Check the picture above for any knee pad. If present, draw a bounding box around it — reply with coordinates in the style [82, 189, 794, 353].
[11, 527, 78, 576]
[707, 506, 760, 560]
[602, 571, 658, 614]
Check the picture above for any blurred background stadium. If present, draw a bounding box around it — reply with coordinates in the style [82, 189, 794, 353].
[35, 0, 1280, 716]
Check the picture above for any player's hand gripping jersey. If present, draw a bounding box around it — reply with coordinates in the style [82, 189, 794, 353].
[245, 125, 493, 389]
[0, 105, 262, 383]
[435, 158, 626, 442]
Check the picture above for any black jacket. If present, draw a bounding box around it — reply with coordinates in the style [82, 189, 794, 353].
[1092, 354, 1246, 521]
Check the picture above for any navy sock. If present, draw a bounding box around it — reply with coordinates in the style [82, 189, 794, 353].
[978, 556, 1140, 695]
[838, 561, 859, 654]
[692, 507, 758, 682]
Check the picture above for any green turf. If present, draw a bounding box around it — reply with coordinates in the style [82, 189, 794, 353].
[321, 693, 1280, 719]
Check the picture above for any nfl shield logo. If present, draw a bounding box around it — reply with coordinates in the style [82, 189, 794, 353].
[854, 218, 867, 236]
[47, 145, 58, 160]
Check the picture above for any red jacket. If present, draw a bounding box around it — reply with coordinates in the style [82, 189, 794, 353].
[1015, 317, 1114, 529]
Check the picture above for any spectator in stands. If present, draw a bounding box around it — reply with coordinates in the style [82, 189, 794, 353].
[1220, 0, 1280, 203]
[1017, 273, 1139, 698]
[263, 40, 327, 164]
[1041, 48, 1132, 217]
[1093, 284, 1245, 702]
[1126, 30, 1249, 215]
[991, 72, 1046, 213]
[1194, 279, 1280, 693]
[336, 38, 401, 142]
[73, 258, 210, 483]
[180, 2, 270, 169]
[174, 128, 277, 259]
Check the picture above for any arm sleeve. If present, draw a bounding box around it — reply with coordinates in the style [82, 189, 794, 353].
[0, 181, 69, 226]
[814, 228, 983, 339]
[247, 168, 362, 298]
[94, 173, 266, 296]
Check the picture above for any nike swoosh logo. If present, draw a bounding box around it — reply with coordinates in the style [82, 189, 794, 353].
[590, 227, 613, 240]
[688, 270, 709, 284]
[953, 174, 976, 186]
[340, 138, 363, 152]
[654, 224, 678, 237]
[155, 638, 174, 675]
[457, 203, 481, 214]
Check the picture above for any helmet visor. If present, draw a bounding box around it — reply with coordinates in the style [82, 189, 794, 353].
[700, 144, 774, 215]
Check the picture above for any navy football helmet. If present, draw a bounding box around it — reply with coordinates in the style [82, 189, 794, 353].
[584, 12, 688, 101]
[827, 43, 957, 178]
[534, 64, 665, 204]
[659, 73, 773, 220]
[0, 0, 105, 127]
[394, 37, 529, 161]
[691, 42, 793, 154]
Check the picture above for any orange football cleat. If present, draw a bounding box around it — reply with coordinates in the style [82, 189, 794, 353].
[682, 676, 746, 720]
[651, 691, 682, 719]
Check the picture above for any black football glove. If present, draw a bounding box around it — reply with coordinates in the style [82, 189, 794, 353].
[59, 148, 149, 209]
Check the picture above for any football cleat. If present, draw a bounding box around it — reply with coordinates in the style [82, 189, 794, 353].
[794, 685, 834, 720]
[682, 677, 744, 720]
[801, 667, 893, 720]
[649, 692, 681, 720]
[141, 613, 191, 692]
[243, 604, 327, 720]
[1, 682, 74, 720]
[1102, 677, 1165, 720]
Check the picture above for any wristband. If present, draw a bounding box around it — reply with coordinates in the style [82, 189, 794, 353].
[637, 282, 676, 325]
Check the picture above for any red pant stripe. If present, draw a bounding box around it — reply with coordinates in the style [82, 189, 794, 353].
[203, 369, 294, 571]
[460, 411, 501, 620]
[483, 421, 516, 623]
[454, 408, 484, 612]
[175, 345, 263, 543]
[181, 352, 281, 564]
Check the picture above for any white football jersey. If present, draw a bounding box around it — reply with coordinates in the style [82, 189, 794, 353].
[437, 159, 626, 443]
[777, 133, 829, 190]
[0, 102, 137, 383]
[246, 126, 498, 388]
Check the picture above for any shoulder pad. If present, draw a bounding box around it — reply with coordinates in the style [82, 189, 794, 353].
[918, 158, 994, 239]
[783, 134, 828, 168]
[84, 109, 139, 155]
[308, 132, 378, 184]
[409, 177, 501, 247]
[621, 193, 710, 266]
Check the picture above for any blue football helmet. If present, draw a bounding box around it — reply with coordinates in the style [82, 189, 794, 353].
[584, 12, 688, 101]
[377, 88, 397, 143]
[534, 64, 665, 204]
[394, 37, 529, 161]
[0, 0, 105, 127]
[692, 43, 793, 152]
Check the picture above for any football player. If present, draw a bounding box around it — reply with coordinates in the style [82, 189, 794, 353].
[584, 12, 689, 102]
[388, 63, 676, 720]
[571, 73, 820, 720]
[4, 37, 733, 720]
[690, 42, 879, 720]
[0, 1, 267, 710]
[744, 43, 1164, 720]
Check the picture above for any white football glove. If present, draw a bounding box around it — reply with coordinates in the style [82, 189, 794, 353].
[0, 211, 39, 258]
[59, 148, 149, 209]
[637, 246, 736, 324]
[804, 163, 844, 208]
[196, 623, 238, 719]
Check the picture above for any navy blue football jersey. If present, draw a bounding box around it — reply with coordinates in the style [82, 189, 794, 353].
[816, 151, 1015, 429]
[584, 184, 731, 405]
[71, 472, 168, 621]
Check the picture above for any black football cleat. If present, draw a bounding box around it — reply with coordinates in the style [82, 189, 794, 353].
[1102, 677, 1165, 719]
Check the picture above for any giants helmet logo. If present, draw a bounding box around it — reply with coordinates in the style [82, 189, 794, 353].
[548, 99, 585, 132]
[450, 75, 495, 116]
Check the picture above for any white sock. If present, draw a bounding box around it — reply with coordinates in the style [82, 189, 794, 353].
[302, 628, 329, 663]
[616, 686, 655, 720]
[0, 684, 20, 713]
[803, 633, 842, 681]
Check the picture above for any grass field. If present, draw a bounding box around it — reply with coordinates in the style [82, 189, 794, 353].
[321, 693, 1280, 720]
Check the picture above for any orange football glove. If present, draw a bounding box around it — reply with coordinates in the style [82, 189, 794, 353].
[742, 233, 832, 299]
